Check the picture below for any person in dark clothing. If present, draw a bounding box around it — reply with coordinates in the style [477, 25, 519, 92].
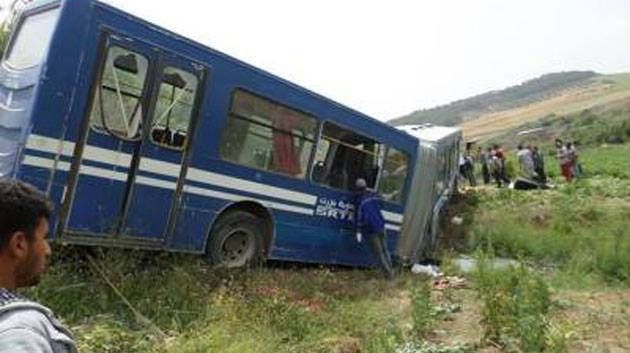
[464, 154, 477, 187]
[459, 154, 476, 187]
[354, 178, 394, 279]
[531, 146, 547, 183]
[493, 144, 510, 187]
[479, 147, 491, 185]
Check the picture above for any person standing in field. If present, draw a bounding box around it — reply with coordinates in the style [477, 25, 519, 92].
[516, 144, 535, 178]
[567, 142, 581, 179]
[556, 138, 572, 182]
[493, 144, 510, 187]
[0, 179, 77, 353]
[479, 147, 491, 185]
[531, 145, 547, 183]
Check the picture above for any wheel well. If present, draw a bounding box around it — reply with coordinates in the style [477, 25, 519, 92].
[211, 201, 274, 257]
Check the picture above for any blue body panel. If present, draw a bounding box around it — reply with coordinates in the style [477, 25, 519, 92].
[1, 0, 419, 267]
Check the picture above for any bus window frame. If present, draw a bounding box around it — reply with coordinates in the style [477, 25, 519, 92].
[310, 119, 401, 198]
[2, 2, 61, 71]
[147, 63, 205, 152]
[218, 87, 320, 180]
[86, 30, 156, 142]
[377, 144, 411, 205]
[86, 28, 206, 152]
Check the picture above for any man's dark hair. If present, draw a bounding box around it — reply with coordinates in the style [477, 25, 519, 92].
[0, 179, 52, 252]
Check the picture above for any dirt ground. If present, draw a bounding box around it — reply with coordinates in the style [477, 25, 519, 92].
[413, 284, 630, 353]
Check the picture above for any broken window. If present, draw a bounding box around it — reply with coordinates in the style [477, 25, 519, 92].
[150, 67, 199, 150]
[379, 147, 409, 203]
[89, 46, 149, 141]
[312, 122, 383, 191]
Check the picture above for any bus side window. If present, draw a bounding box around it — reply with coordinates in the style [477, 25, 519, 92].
[219, 90, 317, 179]
[312, 122, 381, 191]
[378, 146, 409, 203]
[149, 67, 199, 150]
[89, 46, 149, 140]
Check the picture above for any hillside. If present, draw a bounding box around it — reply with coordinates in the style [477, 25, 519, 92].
[390, 71, 598, 126]
[390, 71, 630, 142]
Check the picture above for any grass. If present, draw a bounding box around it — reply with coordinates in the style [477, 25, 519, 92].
[456, 144, 630, 351]
[26, 251, 427, 353]
[471, 195, 630, 284]
[472, 256, 552, 352]
[16, 144, 630, 353]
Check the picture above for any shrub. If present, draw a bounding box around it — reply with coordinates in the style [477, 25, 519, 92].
[409, 281, 435, 338]
[472, 255, 557, 352]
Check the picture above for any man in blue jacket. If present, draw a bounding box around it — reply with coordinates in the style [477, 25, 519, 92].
[0, 179, 77, 353]
[354, 178, 394, 279]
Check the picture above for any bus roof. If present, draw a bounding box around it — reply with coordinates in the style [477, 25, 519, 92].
[396, 124, 461, 142]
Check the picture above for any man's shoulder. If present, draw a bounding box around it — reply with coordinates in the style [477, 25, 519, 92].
[359, 192, 382, 208]
[0, 302, 54, 336]
[0, 302, 76, 353]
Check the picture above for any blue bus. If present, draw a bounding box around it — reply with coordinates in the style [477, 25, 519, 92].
[0, 0, 461, 267]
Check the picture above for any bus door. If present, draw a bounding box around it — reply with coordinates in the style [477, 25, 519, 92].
[63, 32, 203, 242]
[121, 52, 204, 240]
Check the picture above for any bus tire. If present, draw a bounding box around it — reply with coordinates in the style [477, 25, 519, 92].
[207, 211, 264, 268]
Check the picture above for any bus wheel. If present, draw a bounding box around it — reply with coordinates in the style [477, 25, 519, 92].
[207, 211, 263, 268]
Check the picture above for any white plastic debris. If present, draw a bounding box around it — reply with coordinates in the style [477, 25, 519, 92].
[453, 255, 521, 273]
[451, 216, 463, 225]
[411, 264, 441, 278]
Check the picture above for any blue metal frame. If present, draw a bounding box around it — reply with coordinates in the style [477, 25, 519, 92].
[4, 0, 420, 267]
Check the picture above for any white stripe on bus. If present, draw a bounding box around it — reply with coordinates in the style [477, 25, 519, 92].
[382, 211, 403, 224]
[26, 134, 75, 156]
[22, 154, 314, 216]
[385, 224, 401, 232]
[23, 155, 71, 171]
[25, 134, 318, 206]
[183, 185, 314, 216]
[185, 167, 317, 206]
[26, 136, 402, 219]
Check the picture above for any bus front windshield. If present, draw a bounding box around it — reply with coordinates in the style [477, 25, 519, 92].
[4, 6, 61, 70]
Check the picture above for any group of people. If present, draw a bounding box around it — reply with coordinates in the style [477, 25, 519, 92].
[461, 144, 511, 188]
[460, 139, 581, 188]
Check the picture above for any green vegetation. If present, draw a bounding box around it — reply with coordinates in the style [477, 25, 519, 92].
[472, 259, 554, 352]
[20, 146, 630, 353]
[486, 102, 630, 150]
[27, 252, 420, 353]
[468, 144, 630, 286]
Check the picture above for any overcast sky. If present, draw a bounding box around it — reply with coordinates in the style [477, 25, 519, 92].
[6, 0, 630, 121]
